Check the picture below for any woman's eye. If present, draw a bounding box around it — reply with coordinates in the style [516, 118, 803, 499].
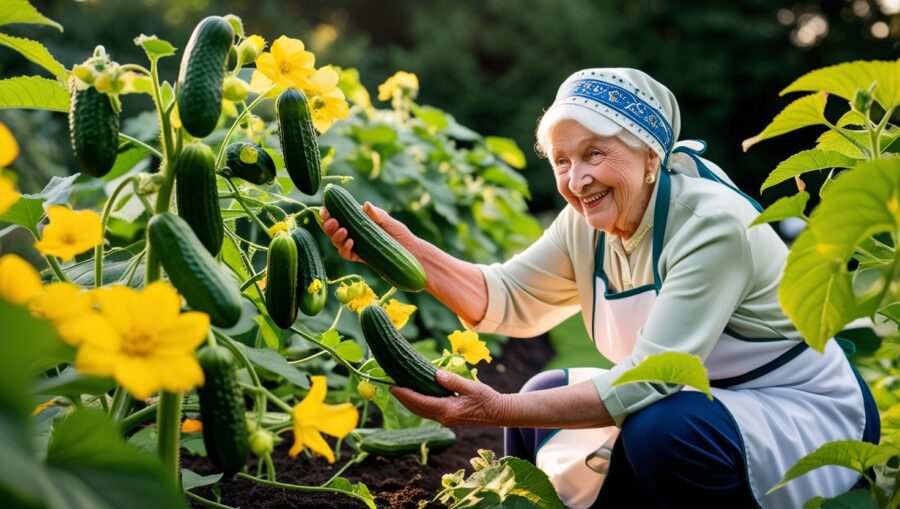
[589, 150, 603, 158]
[555, 158, 568, 167]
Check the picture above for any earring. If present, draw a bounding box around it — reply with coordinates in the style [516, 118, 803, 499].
[645, 172, 656, 184]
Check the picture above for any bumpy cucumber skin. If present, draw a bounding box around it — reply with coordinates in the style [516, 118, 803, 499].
[69, 85, 119, 177]
[265, 232, 298, 329]
[176, 143, 223, 255]
[290, 228, 327, 316]
[360, 305, 451, 397]
[323, 184, 427, 292]
[177, 16, 234, 138]
[276, 88, 321, 195]
[224, 142, 276, 185]
[148, 213, 242, 327]
[197, 345, 249, 476]
[360, 426, 456, 456]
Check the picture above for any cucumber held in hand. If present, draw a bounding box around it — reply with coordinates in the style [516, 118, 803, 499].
[323, 184, 427, 292]
[276, 88, 321, 195]
[197, 345, 249, 475]
[223, 142, 276, 185]
[264, 231, 298, 329]
[175, 143, 223, 255]
[69, 85, 119, 178]
[148, 212, 242, 327]
[177, 16, 234, 137]
[360, 305, 451, 397]
[290, 227, 327, 316]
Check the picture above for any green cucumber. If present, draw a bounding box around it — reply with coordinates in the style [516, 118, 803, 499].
[323, 184, 427, 292]
[177, 16, 234, 137]
[176, 143, 223, 255]
[359, 425, 456, 456]
[360, 305, 451, 397]
[148, 212, 242, 327]
[69, 85, 119, 178]
[276, 88, 321, 195]
[223, 142, 276, 185]
[197, 345, 249, 476]
[290, 227, 327, 316]
[265, 231, 298, 329]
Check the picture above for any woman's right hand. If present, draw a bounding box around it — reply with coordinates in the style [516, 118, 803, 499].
[320, 202, 423, 264]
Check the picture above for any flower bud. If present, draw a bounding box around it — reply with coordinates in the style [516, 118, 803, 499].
[853, 89, 873, 115]
[357, 380, 378, 400]
[335, 284, 351, 304]
[71, 64, 95, 85]
[223, 14, 244, 38]
[223, 76, 250, 102]
[249, 429, 275, 457]
[238, 35, 266, 65]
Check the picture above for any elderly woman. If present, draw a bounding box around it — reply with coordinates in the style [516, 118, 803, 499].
[321, 69, 878, 508]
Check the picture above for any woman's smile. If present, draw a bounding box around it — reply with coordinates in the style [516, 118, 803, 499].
[580, 189, 610, 209]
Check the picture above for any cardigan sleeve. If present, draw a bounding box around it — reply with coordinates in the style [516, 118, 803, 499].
[591, 211, 755, 426]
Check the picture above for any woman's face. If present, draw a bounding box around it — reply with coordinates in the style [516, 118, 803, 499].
[548, 120, 658, 238]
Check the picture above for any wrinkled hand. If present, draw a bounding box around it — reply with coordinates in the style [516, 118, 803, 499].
[390, 370, 509, 427]
[320, 202, 422, 263]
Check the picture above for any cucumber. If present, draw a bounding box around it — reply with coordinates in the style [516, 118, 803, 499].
[323, 184, 427, 292]
[69, 85, 119, 178]
[223, 142, 276, 185]
[290, 227, 327, 316]
[276, 88, 321, 195]
[359, 425, 456, 456]
[176, 143, 223, 255]
[360, 305, 451, 397]
[197, 345, 249, 476]
[264, 231, 298, 329]
[177, 16, 234, 137]
[148, 213, 242, 327]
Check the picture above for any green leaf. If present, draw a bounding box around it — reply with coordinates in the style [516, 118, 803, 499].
[134, 34, 176, 62]
[354, 125, 397, 145]
[750, 192, 809, 227]
[327, 477, 376, 509]
[336, 340, 364, 363]
[782, 159, 900, 350]
[611, 352, 712, 399]
[781, 59, 900, 110]
[768, 440, 894, 494]
[836, 110, 868, 127]
[181, 469, 221, 492]
[742, 92, 828, 151]
[0, 33, 66, 81]
[760, 150, 857, 192]
[411, 104, 450, 131]
[817, 490, 879, 509]
[879, 303, 900, 324]
[485, 136, 526, 169]
[104, 146, 151, 182]
[0, 75, 69, 111]
[0, 0, 62, 31]
[503, 456, 566, 508]
[32, 367, 114, 398]
[0, 194, 43, 234]
[482, 166, 531, 199]
[236, 342, 310, 389]
[321, 328, 341, 348]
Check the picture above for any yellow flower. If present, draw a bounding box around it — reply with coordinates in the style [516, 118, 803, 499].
[0, 254, 42, 306]
[28, 282, 110, 347]
[34, 206, 103, 261]
[267, 221, 289, 236]
[290, 375, 358, 463]
[254, 35, 315, 91]
[73, 282, 208, 400]
[384, 298, 416, 329]
[305, 66, 349, 134]
[307, 278, 323, 293]
[448, 330, 492, 365]
[377, 71, 419, 102]
[0, 122, 19, 168]
[181, 418, 203, 433]
[32, 399, 57, 416]
[0, 177, 20, 215]
[347, 282, 375, 313]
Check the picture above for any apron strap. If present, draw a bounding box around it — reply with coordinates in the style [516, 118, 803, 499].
[671, 142, 764, 212]
[834, 337, 857, 358]
[709, 341, 809, 389]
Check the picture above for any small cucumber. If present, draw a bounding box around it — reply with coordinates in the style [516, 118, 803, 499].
[197, 345, 249, 475]
[359, 425, 456, 456]
[323, 184, 427, 292]
[265, 231, 298, 329]
[290, 227, 327, 316]
[223, 142, 276, 185]
[276, 88, 321, 195]
[69, 85, 119, 177]
[360, 305, 451, 397]
[177, 16, 234, 137]
[176, 143, 223, 255]
[148, 212, 242, 327]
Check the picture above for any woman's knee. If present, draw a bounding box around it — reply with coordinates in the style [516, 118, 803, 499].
[519, 369, 568, 393]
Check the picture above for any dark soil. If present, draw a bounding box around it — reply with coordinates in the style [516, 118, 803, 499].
[185, 335, 554, 509]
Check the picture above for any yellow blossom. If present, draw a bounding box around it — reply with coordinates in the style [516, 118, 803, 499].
[32, 399, 57, 416]
[33, 206, 103, 261]
[0, 177, 20, 215]
[307, 278, 323, 293]
[0, 122, 19, 168]
[253, 36, 315, 93]
[73, 282, 208, 400]
[377, 71, 419, 102]
[290, 375, 358, 463]
[267, 221, 289, 236]
[181, 418, 203, 433]
[304, 66, 349, 134]
[384, 298, 416, 329]
[448, 330, 492, 365]
[28, 282, 110, 347]
[347, 282, 375, 313]
[0, 254, 42, 306]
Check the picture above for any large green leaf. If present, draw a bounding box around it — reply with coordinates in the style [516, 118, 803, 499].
[610, 352, 712, 399]
[768, 440, 895, 494]
[133, 35, 176, 62]
[780, 60, 900, 110]
[236, 342, 310, 389]
[0, 33, 66, 81]
[0, 0, 62, 31]
[760, 150, 857, 192]
[743, 92, 828, 151]
[750, 192, 809, 227]
[0, 194, 43, 235]
[0, 75, 69, 111]
[485, 136, 527, 169]
[804, 490, 879, 509]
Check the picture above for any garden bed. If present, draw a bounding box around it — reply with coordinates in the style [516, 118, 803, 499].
[185, 334, 554, 508]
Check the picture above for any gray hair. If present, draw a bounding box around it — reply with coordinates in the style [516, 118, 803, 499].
[535, 103, 648, 159]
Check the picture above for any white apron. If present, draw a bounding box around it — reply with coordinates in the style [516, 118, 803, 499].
[535, 150, 869, 509]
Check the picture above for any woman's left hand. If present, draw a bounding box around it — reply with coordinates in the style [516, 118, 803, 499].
[390, 370, 510, 427]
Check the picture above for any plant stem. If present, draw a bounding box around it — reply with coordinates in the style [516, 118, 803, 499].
[869, 106, 895, 160]
[326, 274, 365, 285]
[238, 382, 294, 413]
[378, 287, 396, 305]
[322, 452, 368, 487]
[95, 176, 138, 288]
[156, 391, 183, 486]
[264, 454, 277, 482]
[825, 120, 872, 159]
[118, 133, 163, 159]
[44, 255, 69, 282]
[236, 473, 373, 504]
[223, 177, 271, 236]
[240, 270, 266, 292]
[184, 490, 238, 509]
[215, 85, 277, 169]
[289, 326, 393, 385]
[108, 387, 132, 421]
[288, 350, 328, 365]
